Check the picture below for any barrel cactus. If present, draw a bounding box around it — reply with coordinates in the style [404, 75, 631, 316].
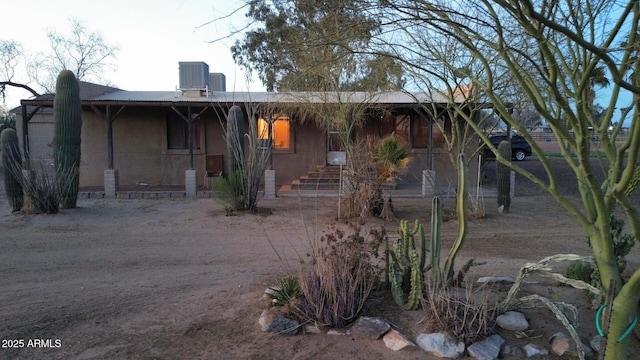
[53, 70, 82, 209]
[496, 140, 511, 212]
[1, 128, 23, 212]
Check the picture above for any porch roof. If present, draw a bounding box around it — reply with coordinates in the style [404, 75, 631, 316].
[21, 89, 462, 108]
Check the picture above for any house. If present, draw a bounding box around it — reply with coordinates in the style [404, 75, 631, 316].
[14, 62, 481, 198]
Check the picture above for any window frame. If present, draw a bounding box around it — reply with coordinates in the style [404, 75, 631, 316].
[257, 115, 295, 153]
[164, 112, 205, 155]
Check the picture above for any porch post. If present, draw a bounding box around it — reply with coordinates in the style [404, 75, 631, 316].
[185, 169, 197, 198]
[264, 169, 276, 198]
[21, 104, 30, 168]
[91, 105, 125, 198]
[172, 106, 207, 198]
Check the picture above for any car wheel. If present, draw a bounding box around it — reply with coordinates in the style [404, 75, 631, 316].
[514, 150, 526, 161]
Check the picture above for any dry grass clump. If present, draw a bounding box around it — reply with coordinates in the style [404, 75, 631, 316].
[292, 225, 386, 328]
[421, 282, 498, 345]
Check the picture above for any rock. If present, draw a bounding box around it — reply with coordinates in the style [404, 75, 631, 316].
[351, 316, 391, 340]
[466, 334, 504, 360]
[523, 343, 549, 357]
[327, 329, 351, 336]
[582, 342, 596, 360]
[269, 315, 300, 335]
[303, 323, 321, 334]
[549, 332, 572, 356]
[590, 335, 603, 353]
[496, 311, 529, 331]
[476, 276, 515, 284]
[500, 343, 525, 358]
[383, 329, 415, 351]
[416, 332, 466, 359]
[258, 309, 274, 332]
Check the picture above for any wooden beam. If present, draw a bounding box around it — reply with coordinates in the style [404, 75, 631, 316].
[90, 105, 126, 170]
[171, 105, 209, 170]
[20, 104, 43, 168]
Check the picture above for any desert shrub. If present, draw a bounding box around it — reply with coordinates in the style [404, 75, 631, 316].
[21, 164, 78, 214]
[213, 170, 244, 213]
[294, 225, 385, 328]
[265, 275, 302, 314]
[566, 214, 635, 298]
[422, 282, 497, 345]
[566, 259, 593, 284]
[4, 158, 77, 214]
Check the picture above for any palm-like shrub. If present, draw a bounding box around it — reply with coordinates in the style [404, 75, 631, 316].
[372, 134, 410, 180]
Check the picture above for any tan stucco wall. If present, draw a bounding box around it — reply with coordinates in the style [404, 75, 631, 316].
[271, 121, 326, 185]
[17, 105, 480, 190]
[80, 108, 329, 188]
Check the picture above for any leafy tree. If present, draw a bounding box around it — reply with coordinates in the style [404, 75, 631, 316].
[231, 0, 403, 91]
[1, 18, 118, 101]
[375, 0, 639, 358]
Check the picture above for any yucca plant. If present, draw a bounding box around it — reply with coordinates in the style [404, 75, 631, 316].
[368, 134, 410, 218]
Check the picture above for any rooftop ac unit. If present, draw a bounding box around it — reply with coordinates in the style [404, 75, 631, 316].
[209, 73, 226, 92]
[179, 62, 209, 90]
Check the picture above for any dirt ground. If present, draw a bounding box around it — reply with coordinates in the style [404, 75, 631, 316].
[1, 156, 640, 359]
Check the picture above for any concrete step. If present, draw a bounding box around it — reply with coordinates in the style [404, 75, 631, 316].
[291, 180, 340, 190]
[298, 176, 341, 184]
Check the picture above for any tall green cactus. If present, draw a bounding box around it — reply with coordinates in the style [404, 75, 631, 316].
[496, 140, 511, 212]
[53, 70, 82, 209]
[389, 219, 426, 310]
[1, 128, 23, 212]
[226, 105, 244, 174]
[389, 157, 471, 308]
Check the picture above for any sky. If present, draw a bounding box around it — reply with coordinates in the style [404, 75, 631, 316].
[1, 0, 634, 127]
[1, 0, 264, 109]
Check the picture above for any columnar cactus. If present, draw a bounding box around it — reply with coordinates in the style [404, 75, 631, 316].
[226, 105, 244, 174]
[389, 219, 427, 310]
[53, 70, 82, 209]
[1, 128, 23, 212]
[496, 140, 511, 212]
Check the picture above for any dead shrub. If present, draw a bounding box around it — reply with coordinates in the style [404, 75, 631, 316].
[421, 281, 498, 345]
[294, 224, 386, 328]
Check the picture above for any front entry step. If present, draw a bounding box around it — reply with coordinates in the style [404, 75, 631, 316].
[289, 166, 397, 191]
[290, 166, 342, 190]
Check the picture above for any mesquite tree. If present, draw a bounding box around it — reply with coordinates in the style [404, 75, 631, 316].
[375, 0, 639, 358]
[53, 70, 82, 209]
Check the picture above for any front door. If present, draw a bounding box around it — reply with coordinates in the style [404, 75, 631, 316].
[327, 131, 346, 166]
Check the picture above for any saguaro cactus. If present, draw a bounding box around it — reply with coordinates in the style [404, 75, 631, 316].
[226, 105, 244, 174]
[53, 70, 82, 209]
[496, 140, 511, 212]
[1, 128, 23, 212]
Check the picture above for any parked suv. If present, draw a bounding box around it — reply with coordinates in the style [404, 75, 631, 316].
[482, 134, 532, 161]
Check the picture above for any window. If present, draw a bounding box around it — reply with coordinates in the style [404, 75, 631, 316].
[380, 114, 410, 144]
[166, 113, 200, 150]
[258, 116, 291, 150]
[411, 116, 429, 148]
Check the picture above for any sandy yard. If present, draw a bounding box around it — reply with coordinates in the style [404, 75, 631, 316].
[1, 154, 639, 359]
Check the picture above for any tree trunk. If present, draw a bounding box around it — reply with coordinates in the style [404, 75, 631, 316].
[603, 270, 640, 359]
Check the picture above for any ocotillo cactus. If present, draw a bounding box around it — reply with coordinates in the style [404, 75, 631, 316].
[496, 140, 511, 212]
[53, 70, 82, 209]
[389, 219, 426, 310]
[1, 128, 23, 212]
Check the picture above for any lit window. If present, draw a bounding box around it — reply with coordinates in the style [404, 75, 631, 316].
[258, 116, 291, 150]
